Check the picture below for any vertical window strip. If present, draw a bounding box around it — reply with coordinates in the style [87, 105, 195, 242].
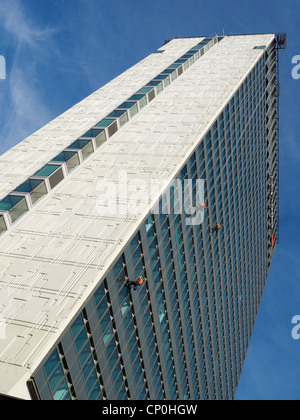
[198, 209, 217, 399]
[147, 214, 180, 400]
[70, 312, 104, 400]
[184, 231, 210, 397]
[82, 308, 107, 400]
[111, 260, 149, 400]
[42, 345, 74, 401]
[187, 151, 211, 399]
[93, 278, 129, 400]
[197, 141, 219, 399]
[136, 231, 167, 400]
[209, 133, 228, 399]
[155, 214, 189, 400]
[172, 213, 200, 399]
[102, 277, 131, 400]
[197, 58, 268, 398]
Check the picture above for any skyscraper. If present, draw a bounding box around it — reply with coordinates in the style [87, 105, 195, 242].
[0, 33, 285, 400]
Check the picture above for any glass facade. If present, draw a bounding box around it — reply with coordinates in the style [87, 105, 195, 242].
[30, 39, 278, 400]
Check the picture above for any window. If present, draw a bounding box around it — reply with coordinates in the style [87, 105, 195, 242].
[253, 45, 266, 50]
[180, 53, 194, 59]
[71, 314, 84, 338]
[90, 382, 102, 400]
[161, 68, 176, 75]
[145, 80, 163, 95]
[75, 328, 88, 353]
[100, 313, 113, 345]
[44, 349, 60, 378]
[95, 118, 116, 128]
[95, 118, 118, 138]
[146, 80, 162, 87]
[69, 139, 94, 160]
[127, 94, 147, 110]
[94, 283, 105, 307]
[53, 378, 69, 401]
[190, 45, 205, 51]
[107, 110, 129, 127]
[78, 342, 91, 366]
[155, 74, 170, 81]
[132, 247, 141, 266]
[117, 101, 139, 118]
[167, 63, 181, 69]
[49, 364, 65, 393]
[0, 195, 29, 224]
[0, 215, 7, 235]
[113, 258, 125, 281]
[136, 86, 154, 94]
[43, 348, 71, 400]
[52, 151, 80, 174]
[97, 299, 108, 319]
[33, 164, 61, 178]
[146, 214, 153, 232]
[14, 179, 47, 205]
[80, 128, 107, 149]
[134, 259, 144, 278]
[121, 299, 130, 317]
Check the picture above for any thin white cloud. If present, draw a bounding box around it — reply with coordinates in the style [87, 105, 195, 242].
[3, 65, 51, 146]
[0, 0, 60, 153]
[0, 0, 58, 49]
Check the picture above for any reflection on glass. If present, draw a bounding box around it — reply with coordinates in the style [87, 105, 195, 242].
[163, 68, 177, 81]
[81, 129, 107, 149]
[136, 87, 154, 94]
[34, 164, 61, 178]
[15, 179, 47, 205]
[107, 109, 129, 127]
[69, 140, 94, 160]
[117, 102, 139, 118]
[0, 215, 7, 235]
[52, 151, 80, 174]
[128, 94, 147, 110]
[65, 152, 80, 173]
[44, 349, 60, 378]
[0, 195, 29, 224]
[53, 379, 70, 400]
[94, 130, 107, 148]
[95, 119, 116, 128]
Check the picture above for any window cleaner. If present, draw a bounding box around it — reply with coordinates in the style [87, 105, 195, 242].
[126, 276, 145, 291]
[193, 202, 208, 210]
[212, 223, 221, 233]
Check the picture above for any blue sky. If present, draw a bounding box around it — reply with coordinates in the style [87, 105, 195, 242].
[0, 0, 299, 400]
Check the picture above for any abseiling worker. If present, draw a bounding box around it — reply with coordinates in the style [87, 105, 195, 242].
[212, 223, 221, 233]
[126, 276, 145, 291]
[193, 202, 208, 210]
